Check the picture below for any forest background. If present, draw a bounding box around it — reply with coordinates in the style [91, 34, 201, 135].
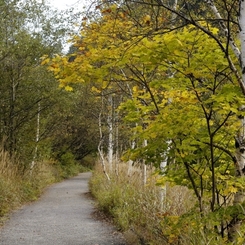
[0, 0, 96, 224]
[2, 0, 245, 245]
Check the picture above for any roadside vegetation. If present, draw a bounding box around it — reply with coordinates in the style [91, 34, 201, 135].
[4, 0, 245, 243]
[48, 0, 245, 243]
[90, 162, 197, 245]
[0, 0, 96, 222]
[0, 145, 91, 223]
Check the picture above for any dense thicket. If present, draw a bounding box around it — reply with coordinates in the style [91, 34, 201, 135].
[0, 0, 98, 168]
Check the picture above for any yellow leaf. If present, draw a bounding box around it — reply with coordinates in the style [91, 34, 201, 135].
[143, 15, 151, 25]
[223, 186, 238, 195]
[132, 86, 138, 92]
[41, 57, 50, 65]
[91, 86, 101, 93]
[102, 81, 108, 89]
[176, 39, 183, 46]
[65, 86, 73, 91]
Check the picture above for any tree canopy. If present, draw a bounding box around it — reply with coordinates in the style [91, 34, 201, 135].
[42, 0, 245, 243]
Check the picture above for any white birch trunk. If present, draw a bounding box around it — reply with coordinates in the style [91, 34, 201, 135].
[233, 0, 245, 197]
[205, 0, 241, 59]
[204, 1, 245, 240]
[98, 112, 110, 181]
[107, 95, 113, 173]
[30, 101, 40, 171]
[143, 139, 147, 185]
[159, 140, 171, 210]
[240, 0, 245, 86]
[232, 0, 245, 206]
[159, 162, 167, 211]
[128, 139, 136, 177]
[115, 110, 119, 176]
[123, 74, 139, 177]
[171, 0, 178, 24]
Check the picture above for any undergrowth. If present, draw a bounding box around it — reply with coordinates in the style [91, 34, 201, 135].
[89, 163, 172, 244]
[89, 162, 228, 245]
[0, 148, 86, 223]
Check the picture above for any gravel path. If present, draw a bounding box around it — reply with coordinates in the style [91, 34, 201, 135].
[0, 172, 127, 245]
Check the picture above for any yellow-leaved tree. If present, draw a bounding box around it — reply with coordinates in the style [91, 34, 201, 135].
[44, 1, 245, 243]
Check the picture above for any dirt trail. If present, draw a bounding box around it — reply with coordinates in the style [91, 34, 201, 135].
[0, 172, 127, 245]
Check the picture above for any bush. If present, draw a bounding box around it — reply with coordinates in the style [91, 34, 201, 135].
[58, 152, 85, 178]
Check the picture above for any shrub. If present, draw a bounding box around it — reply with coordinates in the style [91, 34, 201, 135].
[58, 151, 84, 178]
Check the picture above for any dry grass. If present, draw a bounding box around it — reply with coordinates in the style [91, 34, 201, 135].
[89, 161, 198, 245]
[0, 146, 83, 223]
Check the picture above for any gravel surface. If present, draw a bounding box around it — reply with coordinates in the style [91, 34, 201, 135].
[0, 172, 127, 245]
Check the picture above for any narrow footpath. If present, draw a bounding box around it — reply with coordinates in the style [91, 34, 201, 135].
[0, 172, 127, 245]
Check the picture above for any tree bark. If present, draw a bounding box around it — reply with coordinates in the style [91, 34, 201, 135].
[240, 0, 245, 85]
[107, 95, 113, 173]
[205, 0, 241, 59]
[30, 101, 41, 171]
[143, 139, 147, 185]
[98, 112, 110, 181]
[227, 1, 245, 240]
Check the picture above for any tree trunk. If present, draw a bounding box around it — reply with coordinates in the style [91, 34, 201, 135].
[228, 1, 245, 240]
[30, 101, 41, 171]
[143, 139, 147, 185]
[128, 139, 136, 177]
[98, 112, 110, 181]
[107, 95, 113, 173]
[159, 140, 171, 210]
[115, 110, 119, 176]
[240, 0, 245, 85]
[206, 0, 240, 59]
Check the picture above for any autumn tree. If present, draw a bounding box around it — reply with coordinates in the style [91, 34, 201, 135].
[45, 0, 245, 242]
[112, 0, 245, 241]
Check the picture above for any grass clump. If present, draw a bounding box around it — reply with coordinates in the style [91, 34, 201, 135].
[56, 151, 91, 178]
[89, 162, 204, 245]
[89, 163, 167, 244]
[0, 147, 88, 223]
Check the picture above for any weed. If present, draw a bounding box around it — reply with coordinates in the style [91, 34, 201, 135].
[89, 161, 220, 245]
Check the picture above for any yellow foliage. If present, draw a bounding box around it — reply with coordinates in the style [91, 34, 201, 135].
[91, 86, 101, 93]
[64, 86, 73, 92]
[223, 186, 238, 196]
[143, 15, 151, 25]
[40, 56, 50, 65]
[132, 86, 139, 93]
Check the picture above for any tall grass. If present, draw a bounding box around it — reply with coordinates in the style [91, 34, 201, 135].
[0, 146, 84, 223]
[90, 161, 226, 245]
[89, 162, 170, 244]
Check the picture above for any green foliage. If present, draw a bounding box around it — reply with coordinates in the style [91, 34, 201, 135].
[50, 84, 99, 162]
[47, 1, 245, 242]
[0, 0, 91, 168]
[57, 151, 83, 178]
[60, 152, 76, 166]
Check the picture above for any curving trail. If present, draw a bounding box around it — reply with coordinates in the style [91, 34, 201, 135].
[0, 172, 127, 245]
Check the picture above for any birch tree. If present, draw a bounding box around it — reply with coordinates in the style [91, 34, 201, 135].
[118, 0, 245, 241]
[46, 0, 245, 241]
